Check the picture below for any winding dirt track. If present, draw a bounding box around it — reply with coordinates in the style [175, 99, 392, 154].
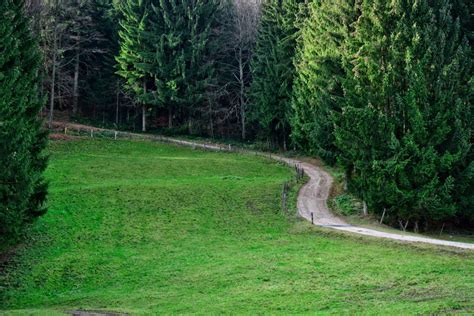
[55, 122, 474, 250]
[273, 156, 474, 250]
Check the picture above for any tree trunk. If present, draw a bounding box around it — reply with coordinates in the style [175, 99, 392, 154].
[209, 100, 214, 138]
[48, 26, 58, 129]
[343, 173, 348, 192]
[362, 201, 368, 216]
[72, 45, 80, 115]
[142, 82, 147, 132]
[142, 105, 146, 132]
[414, 221, 419, 233]
[168, 107, 173, 128]
[115, 84, 120, 125]
[239, 47, 246, 140]
[380, 208, 386, 224]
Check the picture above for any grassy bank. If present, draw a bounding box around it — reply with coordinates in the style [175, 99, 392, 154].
[1, 139, 473, 314]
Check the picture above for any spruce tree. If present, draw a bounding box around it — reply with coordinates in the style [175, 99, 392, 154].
[336, 0, 472, 228]
[249, 0, 306, 149]
[450, 0, 474, 224]
[0, 0, 48, 239]
[116, 0, 153, 131]
[146, 0, 221, 132]
[74, 0, 121, 120]
[291, 0, 357, 163]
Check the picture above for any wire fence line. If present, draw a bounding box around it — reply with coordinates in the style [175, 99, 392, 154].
[56, 123, 308, 214]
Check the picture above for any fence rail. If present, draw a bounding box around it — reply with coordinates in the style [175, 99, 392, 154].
[55, 123, 308, 214]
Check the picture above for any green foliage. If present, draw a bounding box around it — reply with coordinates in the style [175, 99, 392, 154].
[1, 140, 473, 314]
[81, 0, 122, 117]
[249, 0, 306, 149]
[334, 194, 362, 216]
[147, 0, 221, 128]
[116, 0, 151, 101]
[336, 0, 472, 225]
[116, 0, 221, 131]
[0, 0, 48, 239]
[291, 0, 357, 164]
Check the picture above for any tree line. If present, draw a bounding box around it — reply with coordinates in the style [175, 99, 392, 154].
[1, 0, 472, 240]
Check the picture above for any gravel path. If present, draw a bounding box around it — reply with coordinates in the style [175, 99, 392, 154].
[274, 156, 474, 250]
[56, 122, 474, 250]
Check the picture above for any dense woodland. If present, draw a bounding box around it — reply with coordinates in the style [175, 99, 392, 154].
[1, 0, 473, 241]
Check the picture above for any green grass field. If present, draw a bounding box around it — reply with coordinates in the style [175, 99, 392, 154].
[1, 139, 473, 315]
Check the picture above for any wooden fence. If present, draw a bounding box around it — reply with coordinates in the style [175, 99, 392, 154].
[56, 123, 308, 215]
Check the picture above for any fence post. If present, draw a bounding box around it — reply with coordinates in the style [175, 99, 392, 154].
[64, 127, 67, 135]
[114, 131, 118, 140]
[311, 212, 314, 225]
[90, 129, 93, 138]
[282, 182, 287, 212]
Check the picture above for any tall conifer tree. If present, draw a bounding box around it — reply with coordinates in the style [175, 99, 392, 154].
[291, 0, 357, 163]
[249, 0, 306, 149]
[336, 0, 472, 228]
[146, 0, 221, 132]
[0, 0, 48, 238]
[116, 0, 152, 131]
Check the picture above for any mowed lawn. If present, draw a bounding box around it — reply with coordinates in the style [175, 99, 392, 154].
[1, 139, 473, 315]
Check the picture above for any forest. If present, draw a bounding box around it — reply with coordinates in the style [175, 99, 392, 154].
[1, 0, 473, 253]
[1, 0, 473, 313]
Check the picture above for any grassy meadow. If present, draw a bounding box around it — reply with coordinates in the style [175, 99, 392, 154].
[1, 139, 473, 315]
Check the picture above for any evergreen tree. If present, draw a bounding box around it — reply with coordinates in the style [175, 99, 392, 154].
[71, 0, 120, 120]
[146, 0, 221, 133]
[116, 0, 153, 131]
[450, 0, 474, 224]
[291, 0, 357, 163]
[336, 0, 472, 228]
[117, 0, 221, 133]
[0, 0, 48, 239]
[248, 0, 306, 149]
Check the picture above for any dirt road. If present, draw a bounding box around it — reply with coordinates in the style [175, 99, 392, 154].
[55, 122, 474, 250]
[274, 156, 474, 250]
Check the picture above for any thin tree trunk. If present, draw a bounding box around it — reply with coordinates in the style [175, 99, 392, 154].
[115, 84, 120, 125]
[239, 47, 246, 140]
[380, 208, 386, 224]
[343, 176, 348, 192]
[142, 82, 147, 132]
[72, 45, 80, 115]
[362, 201, 368, 216]
[209, 100, 214, 138]
[168, 107, 173, 128]
[48, 26, 58, 129]
[399, 220, 409, 232]
[142, 105, 146, 132]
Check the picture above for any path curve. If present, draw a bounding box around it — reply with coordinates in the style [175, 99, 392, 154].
[54, 122, 474, 250]
[272, 156, 474, 250]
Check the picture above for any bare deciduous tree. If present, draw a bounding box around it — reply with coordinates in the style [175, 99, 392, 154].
[221, 0, 262, 140]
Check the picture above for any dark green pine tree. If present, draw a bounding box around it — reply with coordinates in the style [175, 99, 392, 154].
[450, 0, 474, 224]
[291, 0, 358, 164]
[116, 0, 153, 131]
[81, 0, 122, 122]
[146, 0, 221, 132]
[0, 0, 48, 239]
[336, 0, 472, 229]
[249, 0, 307, 150]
